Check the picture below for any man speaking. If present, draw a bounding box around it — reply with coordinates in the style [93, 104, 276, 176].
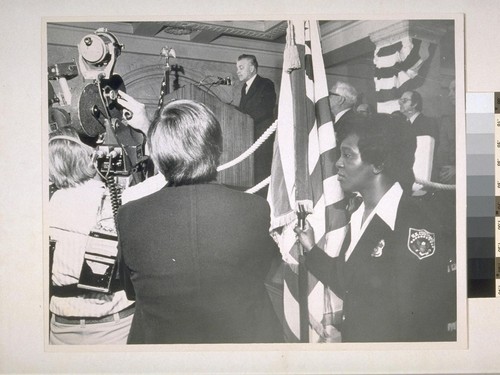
[236, 54, 276, 192]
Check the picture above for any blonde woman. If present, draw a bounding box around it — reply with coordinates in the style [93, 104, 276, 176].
[48, 127, 134, 345]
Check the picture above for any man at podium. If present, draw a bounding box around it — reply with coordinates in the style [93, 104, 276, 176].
[236, 54, 277, 192]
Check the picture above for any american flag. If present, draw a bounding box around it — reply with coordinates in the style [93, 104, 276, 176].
[374, 36, 435, 114]
[267, 20, 349, 342]
[373, 35, 437, 188]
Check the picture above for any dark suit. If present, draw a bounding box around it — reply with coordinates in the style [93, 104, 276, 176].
[117, 183, 283, 344]
[305, 194, 456, 342]
[411, 113, 440, 181]
[412, 113, 439, 140]
[238, 75, 277, 187]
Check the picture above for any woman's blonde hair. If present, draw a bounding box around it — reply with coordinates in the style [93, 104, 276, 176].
[49, 127, 96, 188]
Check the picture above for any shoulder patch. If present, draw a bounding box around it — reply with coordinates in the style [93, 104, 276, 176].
[407, 228, 435, 260]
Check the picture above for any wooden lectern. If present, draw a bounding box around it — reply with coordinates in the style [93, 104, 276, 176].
[163, 84, 254, 188]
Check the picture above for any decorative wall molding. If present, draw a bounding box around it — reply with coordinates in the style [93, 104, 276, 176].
[160, 21, 287, 41]
[369, 20, 448, 46]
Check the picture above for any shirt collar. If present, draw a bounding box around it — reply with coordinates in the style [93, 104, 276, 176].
[345, 183, 402, 261]
[409, 112, 421, 124]
[245, 74, 257, 92]
[372, 182, 403, 230]
[353, 182, 403, 231]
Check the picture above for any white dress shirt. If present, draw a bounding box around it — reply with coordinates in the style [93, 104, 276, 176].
[244, 74, 257, 94]
[409, 111, 421, 124]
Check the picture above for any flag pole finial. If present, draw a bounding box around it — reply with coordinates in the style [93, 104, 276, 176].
[284, 21, 301, 73]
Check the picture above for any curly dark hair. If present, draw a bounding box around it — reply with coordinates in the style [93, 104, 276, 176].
[343, 113, 417, 193]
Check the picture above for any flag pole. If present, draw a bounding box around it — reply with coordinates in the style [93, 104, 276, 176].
[298, 246, 309, 342]
[297, 204, 309, 342]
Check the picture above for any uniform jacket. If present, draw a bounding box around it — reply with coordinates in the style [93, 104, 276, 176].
[305, 194, 456, 342]
[117, 183, 283, 344]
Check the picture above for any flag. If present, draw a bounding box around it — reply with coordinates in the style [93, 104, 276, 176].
[374, 37, 435, 114]
[374, 36, 437, 189]
[267, 20, 349, 343]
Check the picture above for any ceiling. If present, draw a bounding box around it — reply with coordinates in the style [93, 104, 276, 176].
[123, 20, 359, 47]
[50, 20, 454, 72]
[118, 20, 364, 69]
[115, 20, 454, 67]
[129, 20, 290, 44]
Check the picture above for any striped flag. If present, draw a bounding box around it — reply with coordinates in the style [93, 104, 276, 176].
[267, 20, 349, 343]
[374, 36, 438, 189]
[374, 37, 435, 114]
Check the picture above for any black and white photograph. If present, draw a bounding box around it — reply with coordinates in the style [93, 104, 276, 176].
[4, 0, 500, 373]
[45, 18, 461, 345]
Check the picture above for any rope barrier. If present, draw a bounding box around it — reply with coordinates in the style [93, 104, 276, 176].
[215, 117, 455, 195]
[217, 119, 278, 172]
[415, 178, 456, 191]
[245, 176, 270, 194]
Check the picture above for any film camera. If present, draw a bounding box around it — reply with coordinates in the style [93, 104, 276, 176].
[48, 28, 149, 293]
[48, 28, 148, 178]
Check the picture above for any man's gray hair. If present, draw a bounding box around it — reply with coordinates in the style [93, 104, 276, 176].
[331, 81, 358, 106]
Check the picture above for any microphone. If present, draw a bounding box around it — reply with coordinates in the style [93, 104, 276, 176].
[216, 77, 232, 86]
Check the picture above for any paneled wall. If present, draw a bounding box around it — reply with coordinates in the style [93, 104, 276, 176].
[47, 22, 285, 188]
[47, 23, 284, 121]
[47, 20, 455, 139]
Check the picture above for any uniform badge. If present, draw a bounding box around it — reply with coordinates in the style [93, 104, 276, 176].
[371, 239, 385, 257]
[407, 228, 436, 259]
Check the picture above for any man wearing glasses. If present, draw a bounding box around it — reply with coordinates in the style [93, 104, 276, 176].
[329, 81, 360, 143]
[398, 90, 439, 141]
[399, 90, 440, 184]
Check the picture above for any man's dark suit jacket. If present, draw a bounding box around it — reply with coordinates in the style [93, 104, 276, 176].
[305, 194, 456, 342]
[238, 74, 277, 186]
[117, 183, 283, 344]
[412, 113, 440, 180]
[238, 74, 276, 133]
[412, 113, 439, 140]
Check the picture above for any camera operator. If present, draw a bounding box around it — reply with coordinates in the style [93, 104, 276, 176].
[48, 127, 134, 345]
